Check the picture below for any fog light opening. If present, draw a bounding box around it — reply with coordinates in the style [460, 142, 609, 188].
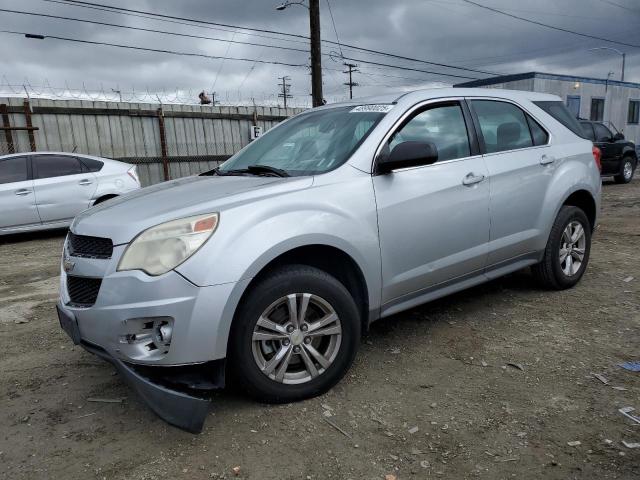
[157, 322, 173, 346]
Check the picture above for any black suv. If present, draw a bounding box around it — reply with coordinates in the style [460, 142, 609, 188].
[579, 120, 637, 183]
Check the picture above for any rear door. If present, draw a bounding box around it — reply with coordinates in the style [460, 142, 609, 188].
[373, 99, 490, 305]
[32, 154, 98, 223]
[469, 98, 554, 269]
[0, 155, 41, 229]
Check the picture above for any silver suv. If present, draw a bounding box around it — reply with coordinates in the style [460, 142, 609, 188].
[56, 88, 601, 432]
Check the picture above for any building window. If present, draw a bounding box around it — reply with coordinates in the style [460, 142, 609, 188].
[628, 100, 640, 125]
[590, 98, 605, 121]
[566, 96, 581, 118]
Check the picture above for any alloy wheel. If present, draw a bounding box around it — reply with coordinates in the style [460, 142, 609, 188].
[251, 293, 342, 384]
[623, 161, 633, 181]
[559, 220, 586, 276]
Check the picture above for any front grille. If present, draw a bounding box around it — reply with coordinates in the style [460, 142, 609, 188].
[68, 233, 113, 259]
[67, 276, 102, 307]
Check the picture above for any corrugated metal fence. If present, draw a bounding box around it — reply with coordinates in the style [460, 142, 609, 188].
[0, 97, 305, 186]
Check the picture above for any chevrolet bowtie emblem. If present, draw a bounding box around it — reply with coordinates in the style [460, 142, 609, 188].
[63, 259, 75, 273]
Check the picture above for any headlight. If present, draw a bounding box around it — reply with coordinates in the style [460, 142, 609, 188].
[117, 213, 219, 276]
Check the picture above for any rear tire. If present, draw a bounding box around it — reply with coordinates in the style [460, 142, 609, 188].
[532, 206, 591, 290]
[614, 156, 635, 184]
[229, 265, 360, 403]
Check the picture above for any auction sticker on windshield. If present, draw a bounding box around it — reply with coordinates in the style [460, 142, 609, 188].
[350, 104, 394, 113]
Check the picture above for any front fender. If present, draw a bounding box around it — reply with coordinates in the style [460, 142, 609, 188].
[176, 168, 380, 293]
[175, 171, 381, 360]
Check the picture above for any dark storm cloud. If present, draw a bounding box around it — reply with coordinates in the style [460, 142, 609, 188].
[0, 0, 638, 105]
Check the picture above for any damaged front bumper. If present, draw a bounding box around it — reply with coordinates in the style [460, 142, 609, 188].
[56, 304, 223, 433]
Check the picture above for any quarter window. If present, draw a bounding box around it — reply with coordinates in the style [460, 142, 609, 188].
[79, 157, 104, 172]
[34, 155, 84, 179]
[0, 156, 28, 184]
[526, 114, 549, 146]
[628, 100, 640, 125]
[389, 103, 471, 162]
[471, 100, 533, 153]
[590, 98, 605, 122]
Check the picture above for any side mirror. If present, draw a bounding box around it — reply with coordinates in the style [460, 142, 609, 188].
[377, 141, 438, 174]
[613, 132, 625, 141]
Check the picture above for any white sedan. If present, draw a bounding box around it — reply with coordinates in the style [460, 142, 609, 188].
[0, 152, 141, 235]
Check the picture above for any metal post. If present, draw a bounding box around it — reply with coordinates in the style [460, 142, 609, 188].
[309, 0, 323, 107]
[622, 53, 626, 82]
[157, 108, 169, 181]
[0, 104, 15, 154]
[23, 100, 36, 152]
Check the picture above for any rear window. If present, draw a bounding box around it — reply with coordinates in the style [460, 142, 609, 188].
[533, 101, 585, 138]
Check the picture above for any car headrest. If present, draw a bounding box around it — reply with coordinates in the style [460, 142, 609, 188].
[497, 122, 521, 148]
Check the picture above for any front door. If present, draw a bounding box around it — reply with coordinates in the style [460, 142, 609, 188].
[0, 155, 40, 230]
[31, 154, 98, 223]
[373, 100, 490, 306]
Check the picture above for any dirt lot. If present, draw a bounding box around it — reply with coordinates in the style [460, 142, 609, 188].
[1, 179, 639, 480]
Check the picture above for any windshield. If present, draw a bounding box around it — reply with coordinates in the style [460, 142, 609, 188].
[218, 105, 389, 176]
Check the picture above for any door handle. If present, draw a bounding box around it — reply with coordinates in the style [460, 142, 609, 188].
[540, 154, 556, 165]
[462, 173, 485, 186]
[15, 189, 32, 196]
[78, 179, 93, 186]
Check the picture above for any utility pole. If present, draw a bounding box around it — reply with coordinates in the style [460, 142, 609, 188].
[278, 76, 293, 109]
[309, 0, 323, 107]
[343, 63, 359, 99]
[276, 1, 323, 107]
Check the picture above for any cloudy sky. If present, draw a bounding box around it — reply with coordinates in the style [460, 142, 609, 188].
[0, 0, 639, 106]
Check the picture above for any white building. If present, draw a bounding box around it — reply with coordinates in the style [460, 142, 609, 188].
[455, 72, 640, 144]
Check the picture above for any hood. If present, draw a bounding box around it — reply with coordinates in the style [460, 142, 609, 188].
[72, 174, 313, 244]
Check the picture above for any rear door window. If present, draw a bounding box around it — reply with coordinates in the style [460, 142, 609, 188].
[34, 155, 84, 179]
[0, 156, 28, 184]
[471, 100, 533, 153]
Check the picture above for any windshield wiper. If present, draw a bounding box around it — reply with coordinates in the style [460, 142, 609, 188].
[200, 165, 290, 177]
[246, 165, 290, 177]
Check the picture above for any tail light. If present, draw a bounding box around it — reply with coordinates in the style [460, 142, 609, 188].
[592, 145, 602, 172]
[127, 166, 140, 185]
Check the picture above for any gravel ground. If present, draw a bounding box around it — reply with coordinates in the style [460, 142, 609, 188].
[1, 179, 639, 480]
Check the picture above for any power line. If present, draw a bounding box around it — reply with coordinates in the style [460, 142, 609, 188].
[460, 0, 640, 48]
[596, 0, 640, 13]
[0, 30, 309, 67]
[46, 0, 312, 41]
[325, 0, 343, 59]
[340, 56, 479, 80]
[42, 0, 504, 76]
[38, 0, 311, 46]
[0, 8, 310, 54]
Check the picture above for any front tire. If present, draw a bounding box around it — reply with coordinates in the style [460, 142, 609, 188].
[532, 206, 592, 290]
[229, 265, 360, 403]
[614, 156, 635, 184]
